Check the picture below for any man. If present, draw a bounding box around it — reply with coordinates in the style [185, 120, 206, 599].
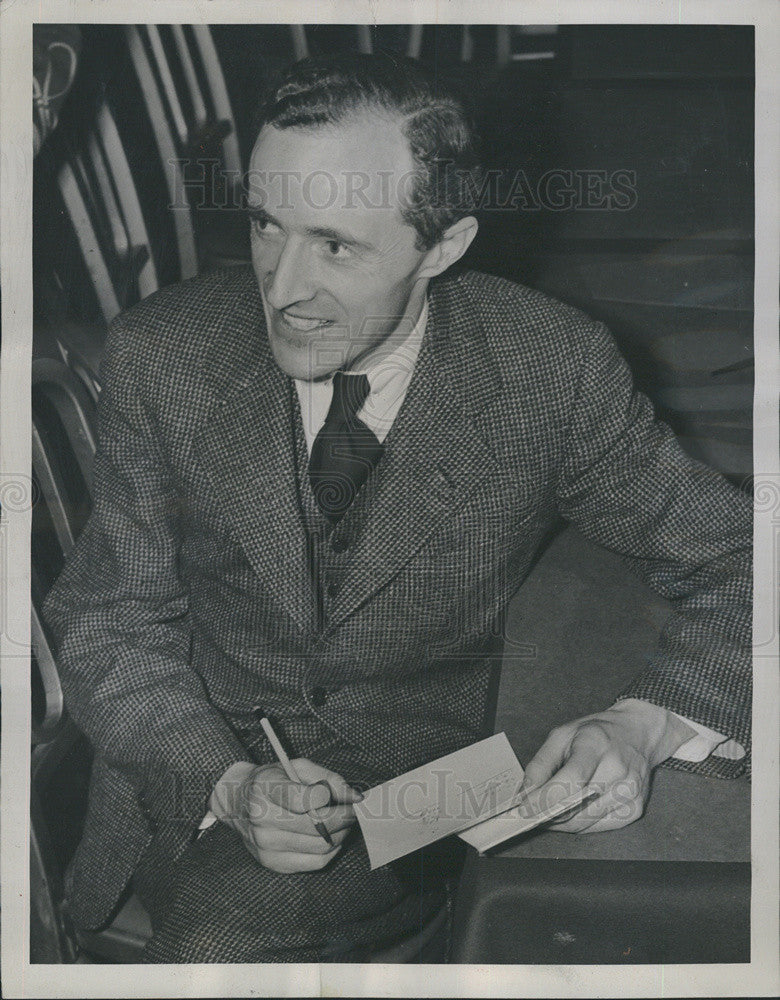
[43, 53, 751, 963]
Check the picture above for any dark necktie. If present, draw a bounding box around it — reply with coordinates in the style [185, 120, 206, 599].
[308, 371, 384, 524]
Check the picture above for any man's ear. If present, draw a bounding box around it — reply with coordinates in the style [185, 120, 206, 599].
[417, 216, 479, 280]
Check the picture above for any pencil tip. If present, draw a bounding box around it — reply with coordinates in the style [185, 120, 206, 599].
[315, 821, 333, 846]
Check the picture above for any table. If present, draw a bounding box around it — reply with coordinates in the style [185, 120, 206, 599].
[450, 769, 750, 963]
[449, 526, 751, 964]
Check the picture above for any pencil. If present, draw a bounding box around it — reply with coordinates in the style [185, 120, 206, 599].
[258, 716, 334, 847]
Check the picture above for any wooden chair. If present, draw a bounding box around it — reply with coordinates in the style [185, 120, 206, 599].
[291, 24, 559, 65]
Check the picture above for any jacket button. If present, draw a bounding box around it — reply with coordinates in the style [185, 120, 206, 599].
[311, 686, 327, 707]
[326, 582, 339, 598]
[331, 536, 349, 554]
[140, 802, 157, 833]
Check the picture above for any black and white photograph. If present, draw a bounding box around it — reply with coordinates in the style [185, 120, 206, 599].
[1, 1, 778, 996]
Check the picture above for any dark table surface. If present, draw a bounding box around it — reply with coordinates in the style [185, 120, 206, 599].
[449, 526, 751, 964]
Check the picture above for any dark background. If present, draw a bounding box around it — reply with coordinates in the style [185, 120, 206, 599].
[33, 24, 754, 484]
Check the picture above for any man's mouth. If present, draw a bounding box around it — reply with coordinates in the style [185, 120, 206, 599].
[278, 310, 334, 332]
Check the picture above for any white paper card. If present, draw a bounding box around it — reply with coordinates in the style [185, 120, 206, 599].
[354, 732, 526, 869]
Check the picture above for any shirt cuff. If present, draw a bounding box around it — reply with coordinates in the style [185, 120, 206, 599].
[668, 712, 746, 763]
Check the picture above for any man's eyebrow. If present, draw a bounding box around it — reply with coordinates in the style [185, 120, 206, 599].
[304, 224, 375, 252]
[245, 204, 279, 224]
[245, 204, 374, 253]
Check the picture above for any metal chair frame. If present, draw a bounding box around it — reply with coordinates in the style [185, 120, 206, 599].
[30, 358, 100, 961]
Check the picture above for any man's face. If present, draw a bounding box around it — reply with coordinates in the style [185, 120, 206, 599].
[247, 112, 431, 380]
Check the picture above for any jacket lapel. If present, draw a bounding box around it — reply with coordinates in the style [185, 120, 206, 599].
[192, 286, 315, 632]
[327, 275, 504, 628]
[192, 272, 504, 634]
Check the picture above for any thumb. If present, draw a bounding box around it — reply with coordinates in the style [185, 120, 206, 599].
[522, 724, 574, 791]
[290, 759, 365, 804]
[267, 778, 332, 814]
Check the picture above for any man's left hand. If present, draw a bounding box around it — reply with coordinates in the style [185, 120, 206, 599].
[520, 698, 696, 833]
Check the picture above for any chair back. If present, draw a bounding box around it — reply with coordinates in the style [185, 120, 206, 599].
[36, 99, 158, 328]
[30, 359, 99, 962]
[125, 24, 246, 280]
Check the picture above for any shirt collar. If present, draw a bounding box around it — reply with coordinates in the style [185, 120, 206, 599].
[349, 296, 428, 398]
[288, 297, 428, 447]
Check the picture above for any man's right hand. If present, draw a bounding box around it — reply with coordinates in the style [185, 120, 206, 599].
[208, 759, 363, 874]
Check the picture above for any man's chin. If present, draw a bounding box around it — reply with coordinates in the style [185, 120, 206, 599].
[267, 332, 334, 381]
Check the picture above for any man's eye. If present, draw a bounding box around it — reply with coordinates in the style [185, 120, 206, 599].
[325, 239, 349, 258]
[250, 214, 276, 235]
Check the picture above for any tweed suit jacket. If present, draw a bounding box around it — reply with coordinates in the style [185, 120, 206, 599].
[43, 264, 752, 930]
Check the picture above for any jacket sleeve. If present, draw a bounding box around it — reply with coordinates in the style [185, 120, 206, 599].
[554, 321, 752, 778]
[42, 314, 254, 828]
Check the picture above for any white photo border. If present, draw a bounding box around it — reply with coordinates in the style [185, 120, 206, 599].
[2, 1, 778, 996]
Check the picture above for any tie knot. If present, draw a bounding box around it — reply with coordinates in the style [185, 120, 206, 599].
[332, 371, 370, 420]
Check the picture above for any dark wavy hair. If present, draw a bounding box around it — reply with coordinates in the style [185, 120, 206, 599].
[253, 51, 483, 250]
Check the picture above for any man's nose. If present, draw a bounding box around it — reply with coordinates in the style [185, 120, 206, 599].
[264, 237, 316, 311]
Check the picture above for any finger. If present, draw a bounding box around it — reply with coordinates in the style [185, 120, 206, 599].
[550, 794, 644, 833]
[550, 779, 645, 833]
[263, 777, 332, 814]
[548, 757, 648, 833]
[520, 728, 605, 819]
[249, 813, 354, 850]
[250, 822, 352, 856]
[254, 844, 344, 874]
[290, 759, 365, 803]
[521, 724, 577, 791]
[247, 795, 358, 836]
[244, 779, 325, 835]
[569, 804, 644, 833]
[547, 740, 603, 794]
[309, 801, 357, 834]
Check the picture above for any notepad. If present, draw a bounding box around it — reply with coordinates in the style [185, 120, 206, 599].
[354, 732, 598, 869]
